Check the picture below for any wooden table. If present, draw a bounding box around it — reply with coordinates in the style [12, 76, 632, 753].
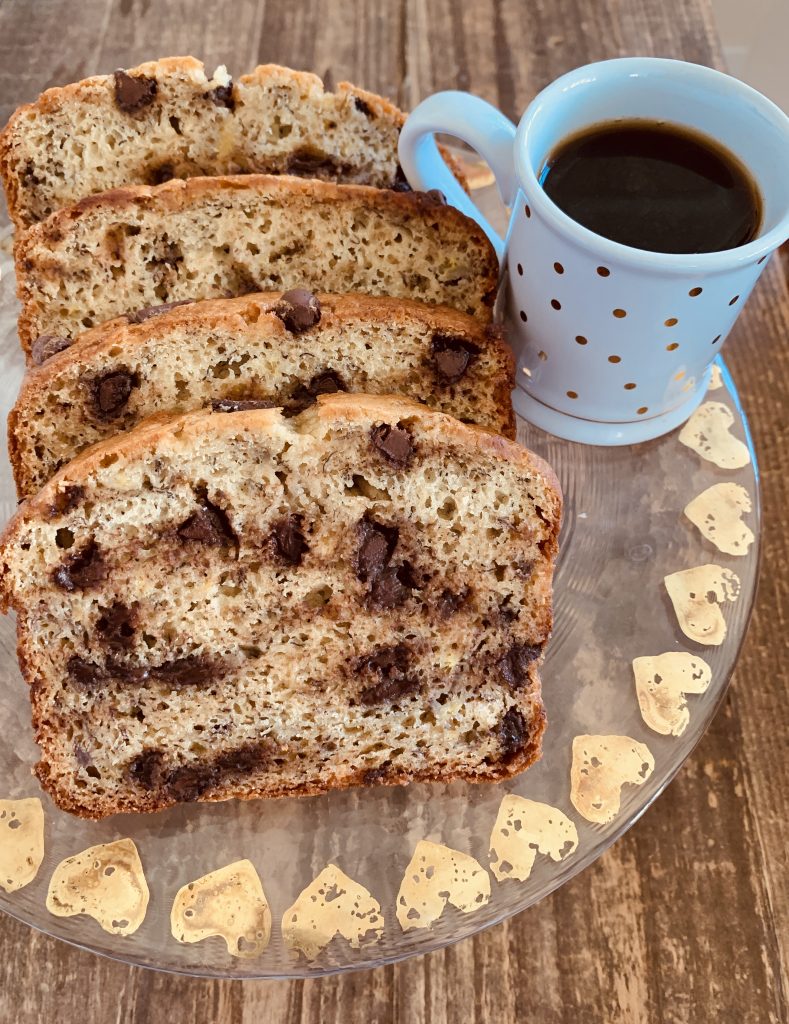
[0, 1, 786, 1021]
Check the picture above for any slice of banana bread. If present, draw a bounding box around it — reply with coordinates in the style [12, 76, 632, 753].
[0, 394, 561, 819]
[10, 290, 515, 498]
[0, 57, 412, 229]
[15, 175, 498, 355]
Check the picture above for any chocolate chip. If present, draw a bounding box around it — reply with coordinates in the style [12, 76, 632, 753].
[129, 740, 273, 800]
[272, 514, 308, 566]
[127, 299, 192, 324]
[113, 70, 157, 114]
[74, 744, 92, 768]
[214, 741, 272, 775]
[93, 369, 136, 417]
[354, 95, 374, 117]
[361, 673, 420, 704]
[209, 83, 235, 110]
[67, 656, 105, 688]
[283, 369, 345, 416]
[308, 369, 344, 397]
[128, 749, 167, 790]
[31, 334, 71, 366]
[274, 288, 322, 333]
[370, 422, 413, 466]
[149, 163, 174, 185]
[425, 188, 447, 205]
[358, 644, 419, 704]
[211, 397, 276, 413]
[431, 333, 480, 384]
[498, 642, 543, 690]
[356, 516, 398, 581]
[437, 586, 470, 618]
[286, 150, 346, 177]
[153, 655, 214, 688]
[48, 484, 84, 518]
[362, 762, 393, 785]
[499, 706, 527, 762]
[391, 165, 413, 192]
[515, 560, 535, 579]
[368, 562, 415, 608]
[178, 501, 236, 546]
[96, 602, 136, 652]
[165, 763, 214, 802]
[53, 540, 106, 592]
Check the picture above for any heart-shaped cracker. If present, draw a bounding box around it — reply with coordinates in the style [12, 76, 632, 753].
[0, 798, 44, 893]
[707, 364, 724, 391]
[489, 796, 578, 882]
[678, 402, 750, 468]
[171, 859, 271, 958]
[684, 483, 754, 556]
[282, 864, 383, 959]
[570, 735, 655, 824]
[633, 652, 712, 736]
[396, 840, 490, 931]
[664, 563, 741, 645]
[46, 838, 149, 935]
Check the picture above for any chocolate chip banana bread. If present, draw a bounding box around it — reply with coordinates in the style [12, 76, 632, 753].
[10, 290, 515, 498]
[0, 57, 412, 229]
[15, 175, 498, 355]
[0, 394, 561, 819]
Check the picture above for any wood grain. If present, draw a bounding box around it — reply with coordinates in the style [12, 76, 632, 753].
[0, 0, 786, 1021]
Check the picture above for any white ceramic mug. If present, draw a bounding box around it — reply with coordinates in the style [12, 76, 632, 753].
[399, 58, 789, 444]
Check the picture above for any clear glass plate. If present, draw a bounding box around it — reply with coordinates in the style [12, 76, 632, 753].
[0, 212, 759, 978]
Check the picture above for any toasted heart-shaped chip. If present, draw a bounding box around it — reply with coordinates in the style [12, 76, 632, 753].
[707, 364, 723, 391]
[570, 735, 655, 824]
[684, 483, 754, 556]
[0, 798, 44, 893]
[489, 796, 578, 882]
[396, 839, 490, 931]
[171, 859, 271, 958]
[678, 401, 750, 468]
[664, 563, 741, 645]
[46, 838, 149, 935]
[633, 652, 712, 736]
[282, 864, 383, 959]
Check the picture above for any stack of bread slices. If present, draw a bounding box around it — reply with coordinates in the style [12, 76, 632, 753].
[0, 57, 561, 818]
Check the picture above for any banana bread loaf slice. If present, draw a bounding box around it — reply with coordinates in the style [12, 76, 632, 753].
[0, 394, 561, 819]
[0, 57, 412, 229]
[10, 290, 515, 498]
[15, 175, 498, 355]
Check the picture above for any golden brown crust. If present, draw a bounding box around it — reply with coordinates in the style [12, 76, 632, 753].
[1, 395, 555, 560]
[1, 57, 416, 229]
[9, 290, 516, 497]
[14, 173, 498, 351]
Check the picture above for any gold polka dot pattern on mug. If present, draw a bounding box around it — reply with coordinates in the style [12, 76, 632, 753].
[520, 310, 527, 322]
[597, 266, 610, 277]
[553, 262, 564, 274]
[538, 350, 548, 361]
[613, 308, 627, 318]
[689, 286, 703, 297]
[664, 318, 678, 327]
[551, 299, 561, 310]
[567, 390, 578, 399]
[666, 342, 679, 352]
[524, 204, 531, 218]
[608, 355, 621, 364]
[575, 335, 588, 346]
[637, 406, 649, 415]
[729, 295, 739, 305]
[517, 263, 524, 276]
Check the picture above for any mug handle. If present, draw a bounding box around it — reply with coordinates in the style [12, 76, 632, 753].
[398, 92, 519, 262]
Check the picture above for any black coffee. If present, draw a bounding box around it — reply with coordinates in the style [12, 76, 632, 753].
[540, 120, 761, 254]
